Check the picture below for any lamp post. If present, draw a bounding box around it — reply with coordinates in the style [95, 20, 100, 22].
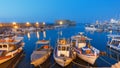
[35, 22, 39, 28]
[26, 22, 30, 28]
[42, 22, 46, 29]
[12, 22, 16, 26]
[59, 21, 63, 25]
[12, 22, 18, 28]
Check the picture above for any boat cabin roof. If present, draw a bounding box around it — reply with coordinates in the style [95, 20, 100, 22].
[82, 47, 91, 50]
[0, 37, 23, 44]
[36, 40, 49, 44]
[0, 34, 15, 38]
[108, 35, 120, 41]
[108, 35, 120, 38]
[112, 39, 120, 41]
[71, 35, 91, 41]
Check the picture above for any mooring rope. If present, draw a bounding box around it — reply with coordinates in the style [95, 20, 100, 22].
[39, 65, 42, 68]
[72, 61, 92, 68]
[99, 57, 112, 66]
[50, 62, 56, 68]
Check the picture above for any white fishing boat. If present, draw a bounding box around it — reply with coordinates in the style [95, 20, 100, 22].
[85, 25, 97, 31]
[107, 34, 120, 51]
[53, 38, 75, 67]
[71, 32, 90, 48]
[72, 33, 100, 65]
[75, 45, 100, 65]
[0, 35, 24, 64]
[31, 40, 52, 67]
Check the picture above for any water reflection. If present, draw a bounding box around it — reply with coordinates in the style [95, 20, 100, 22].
[27, 32, 31, 39]
[59, 31, 62, 36]
[43, 31, 46, 38]
[36, 31, 40, 39]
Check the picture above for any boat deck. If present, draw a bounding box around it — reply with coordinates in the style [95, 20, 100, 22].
[31, 50, 48, 61]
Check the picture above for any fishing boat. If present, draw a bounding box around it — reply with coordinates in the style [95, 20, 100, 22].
[107, 34, 120, 51]
[53, 38, 75, 67]
[71, 32, 100, 65]
[71, 32, 89, 48]
[76, 45, 100, 65]
[85, 25, 97, 31]
[31, 40, 52, 67]
[0, 35, 24, 64]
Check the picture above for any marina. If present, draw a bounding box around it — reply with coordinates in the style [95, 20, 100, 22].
[1, 0, 120, 68]
[0, 23, 119, 68]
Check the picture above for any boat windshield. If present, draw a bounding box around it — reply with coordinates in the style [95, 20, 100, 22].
[111, 40, 120, 46]
[78, 37, 86, 43]
[59, 39, 67, 45]
[58, 46, 69, 51]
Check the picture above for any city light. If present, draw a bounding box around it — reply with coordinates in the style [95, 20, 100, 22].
[14, 25, 18, 29]
[43, 22, 45, 25]
[36, 22, 39, 25]
[26, 22, 30, 25]
[12, 22, 16, 25]
[26, 22, 30, 27]
[59, 21, 63, 25]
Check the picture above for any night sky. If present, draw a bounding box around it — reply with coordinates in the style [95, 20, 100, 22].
[0, 0, 120, 23]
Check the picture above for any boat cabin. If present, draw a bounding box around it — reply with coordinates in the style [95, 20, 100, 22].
[57, 39, 70, 57]
[0, 44, 9, 51]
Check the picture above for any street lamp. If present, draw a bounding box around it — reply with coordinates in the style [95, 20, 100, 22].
[14, 26, 18, 29]
[26, 22, 30, 27]
[36, 22, 39, 25]
[59, 21, 63, 25]
[12, 22, 16, 26]
[35, 22, 39, 28]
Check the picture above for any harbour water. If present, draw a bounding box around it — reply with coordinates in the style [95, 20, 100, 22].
[9, 23, 120, 68]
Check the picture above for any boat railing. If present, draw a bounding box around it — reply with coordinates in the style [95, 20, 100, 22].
[91, 46, 100, 54]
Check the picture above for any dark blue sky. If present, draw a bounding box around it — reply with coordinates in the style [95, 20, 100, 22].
[0, 0, 120, 23]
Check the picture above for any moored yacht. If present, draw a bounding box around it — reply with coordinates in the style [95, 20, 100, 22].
[85, 25, 97, 31]
[107, 34, 120, 51]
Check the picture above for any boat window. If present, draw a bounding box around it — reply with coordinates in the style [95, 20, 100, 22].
[3, 45, 7, 48]
[67, 47, 69, 51]
[58, 46, 61, 50]
[111, 40, 120, 46]
[62, 47, 66, 51]
[78, 40, 85, 43]
[111, 40, 115, 44]
[0, 45, 2, 48]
